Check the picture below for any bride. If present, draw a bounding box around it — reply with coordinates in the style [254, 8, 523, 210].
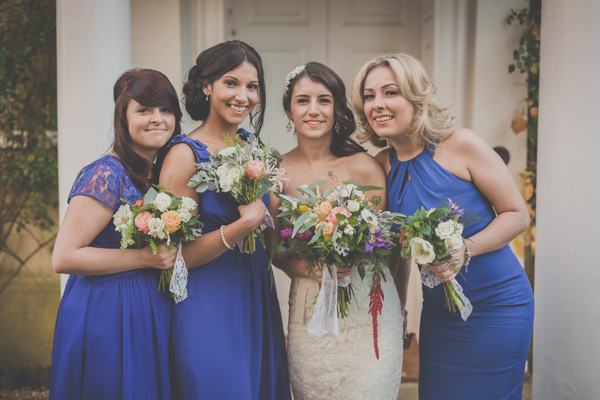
[267, 62, 406, 400]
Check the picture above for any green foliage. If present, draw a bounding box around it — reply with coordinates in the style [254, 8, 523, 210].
[0, 0, 57, 246]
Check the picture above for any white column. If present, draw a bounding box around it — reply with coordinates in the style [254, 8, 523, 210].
[534, 1, 600, 399]
[57, 0, 132, 292]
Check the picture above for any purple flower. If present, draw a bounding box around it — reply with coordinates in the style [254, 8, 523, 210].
[280, 229, 293, 239]
[301, 231, 313, 241]
[446, 198, 465, 218]
[365, 230, 392, 253]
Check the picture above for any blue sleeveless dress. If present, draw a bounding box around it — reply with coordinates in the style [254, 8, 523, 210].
[387, 146, 534, 400]
[49, 155, 171, 400]
[166, 130, 291, 400]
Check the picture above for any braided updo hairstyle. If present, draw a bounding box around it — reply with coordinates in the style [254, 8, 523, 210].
[182, 40, 266, 134]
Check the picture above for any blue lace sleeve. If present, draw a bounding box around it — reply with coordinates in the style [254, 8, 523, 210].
[68, 157, 125, 212]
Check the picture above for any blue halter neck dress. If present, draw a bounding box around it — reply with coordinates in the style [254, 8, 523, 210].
[49, 155, 171, 400]
[387, 145, 534, 400]
[166, 130, 291, 400]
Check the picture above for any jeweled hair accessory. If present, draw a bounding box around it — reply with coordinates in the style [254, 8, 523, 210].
[284, 65, 306, 94]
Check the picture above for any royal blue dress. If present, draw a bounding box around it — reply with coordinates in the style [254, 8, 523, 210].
[49, 155, 171, 400]
[166, 130, 291, 400]
[387, 145, 534, 400]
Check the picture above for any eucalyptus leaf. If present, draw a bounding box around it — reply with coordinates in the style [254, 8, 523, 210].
[292, 212, 311, 238]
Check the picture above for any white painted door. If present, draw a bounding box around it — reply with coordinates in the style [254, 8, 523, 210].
[225, 0, 422, 332]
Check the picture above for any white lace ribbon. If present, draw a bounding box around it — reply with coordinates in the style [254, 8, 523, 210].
[420, 265, 473, 321]
[307, 265, 351, 339]
[170, 243, 188, 303]
[237, 208, 275, 253]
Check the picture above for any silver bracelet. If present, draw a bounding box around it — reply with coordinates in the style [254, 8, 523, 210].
[463, 239, 472, 271]
[220, 225, 234, 250]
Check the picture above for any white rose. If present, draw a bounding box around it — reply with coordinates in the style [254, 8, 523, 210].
[410, 238, 436, 265]
[218, 147, 237, 157]
[347, 200, 360, 213]
[216, 164, 229, 179]
[434, 220, 455, 239]
[113, 204, 132, 230]
[445, 233, 463, 251]
[153, 193, 172, 212]
[453, 220, 464, 235]
[361, 209, 377, 225]
[178, 208, 192, 223]
[180, 196, 197, 212]
[219, 173, 234, 192]
[147, 218, 167, 239]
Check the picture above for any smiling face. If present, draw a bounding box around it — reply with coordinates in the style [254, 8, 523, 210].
[126, 99, 175, 157]
[203, 61, 259, 127]
[287, 76, 335, 140]
[362, 66, 415, 140]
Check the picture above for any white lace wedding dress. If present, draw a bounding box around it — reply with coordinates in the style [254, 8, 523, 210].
[287, 264, 404, 400]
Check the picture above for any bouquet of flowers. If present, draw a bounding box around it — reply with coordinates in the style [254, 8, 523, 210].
[188, 131, 286, 253]
[275, 175, 404, 358]
[396, 199, 477, 320]
[113, 185, 202, 302]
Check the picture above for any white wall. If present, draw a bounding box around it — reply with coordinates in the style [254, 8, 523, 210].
[471, 0, 528, 183]
[533, 1, 600, 398]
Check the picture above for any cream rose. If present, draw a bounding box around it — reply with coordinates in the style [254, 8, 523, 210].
[161, 210, 181, 233]
[180, 196, 197, 212]
[410, 237, 436, 265]
[435, 220, 456, 239]
[453, 220, 464, 235]
[178, 208, 192, 223]
[147, 218, 167, 239]
[153, 193, 172, 213]
[314, 201, 333, 219]
[346, 199, 360, 213]
[445, 233, 463, 251]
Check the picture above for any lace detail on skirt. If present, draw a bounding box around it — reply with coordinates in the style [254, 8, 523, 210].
[287, 265, 404, 400]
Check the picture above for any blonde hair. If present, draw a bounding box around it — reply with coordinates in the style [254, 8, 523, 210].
[352, 53, 457, 148]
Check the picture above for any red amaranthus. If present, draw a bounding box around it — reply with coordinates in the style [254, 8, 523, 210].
[369, 271, 386, 359]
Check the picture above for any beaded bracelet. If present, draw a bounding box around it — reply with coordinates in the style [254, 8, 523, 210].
[220, 225, 234, 250]
[401, 309, 408, 318]
[463, 240, 472, 271]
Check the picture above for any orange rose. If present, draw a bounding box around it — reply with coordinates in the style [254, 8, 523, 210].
[314, 201, 332, 219]
[161, 210, 181, 233]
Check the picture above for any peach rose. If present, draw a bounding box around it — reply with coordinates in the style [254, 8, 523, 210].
[314, 200, 332, 219]
[161, 210, 181, 233]
[244, 160, 265, 180]
[134, 211, 154, 234]
[323, 221, 335, 242]
[327, 206, 352, 225]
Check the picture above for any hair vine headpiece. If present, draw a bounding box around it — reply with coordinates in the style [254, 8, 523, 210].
[284, 65, 306, 94]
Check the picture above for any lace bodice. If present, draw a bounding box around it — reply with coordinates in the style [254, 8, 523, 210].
[68, 155, 144, 249]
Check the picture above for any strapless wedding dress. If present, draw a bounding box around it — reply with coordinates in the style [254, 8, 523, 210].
[287, 264, 404, 400]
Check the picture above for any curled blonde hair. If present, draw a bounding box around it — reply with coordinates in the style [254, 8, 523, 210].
[352, 53, 457, 148]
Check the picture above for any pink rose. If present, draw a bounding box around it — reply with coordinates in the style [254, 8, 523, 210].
[314, 200, 332, 219]
[323, 222, 335, 242]
[326, 206, 352, 225]
[244, 160, 265, 180]
[135, 211, 154, 234]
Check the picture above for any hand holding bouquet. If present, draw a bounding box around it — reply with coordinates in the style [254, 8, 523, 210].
[275, 175, 404, 358]
[188, 131, 286, 253]
[397, 199, 478, 320]
[113, 185, 202, 302]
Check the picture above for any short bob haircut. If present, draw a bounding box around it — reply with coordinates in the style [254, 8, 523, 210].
[283, 61, 365, 157]
[183, 40, 266, 135]
[113, 68, 182, 190]
[352, 53, 457, 148]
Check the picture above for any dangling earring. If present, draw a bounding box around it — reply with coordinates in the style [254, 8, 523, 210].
[286, 119, 293, 135]
[334, 120, 340, 134]
[205, 94, 210, 101]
